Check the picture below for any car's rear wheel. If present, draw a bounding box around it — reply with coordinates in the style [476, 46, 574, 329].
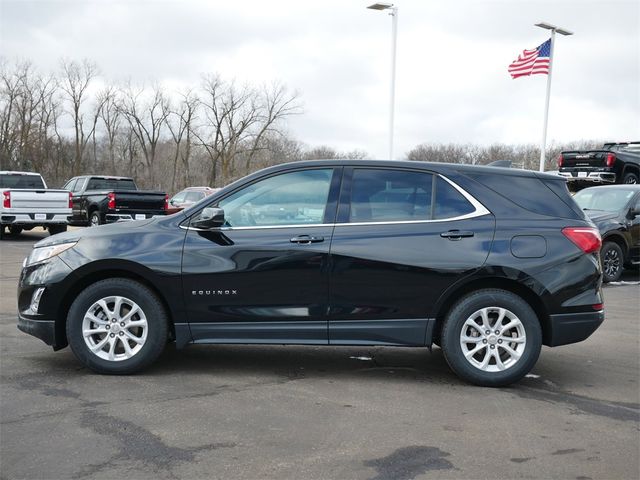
[441, 289, 542, 387]
[622, 172, 639, 184]
[8, 225, 23, 236]
[601, 241, 623, 283]
[66, 278, 168, 374]
[48, 224, 67, 236]
[89, 211, 102, 227]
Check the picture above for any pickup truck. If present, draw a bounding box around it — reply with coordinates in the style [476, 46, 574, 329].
[63, 175, 168, 226]
[557, 142, 640, 186]
[0, 171, 71, 240]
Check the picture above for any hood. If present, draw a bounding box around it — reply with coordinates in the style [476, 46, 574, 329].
[34, 218, 158, 248]
[583, 210, 618, 223]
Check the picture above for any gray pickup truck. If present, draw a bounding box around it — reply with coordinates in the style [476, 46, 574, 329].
[64, 175, 167, 227]
[0, 171, 71, 240]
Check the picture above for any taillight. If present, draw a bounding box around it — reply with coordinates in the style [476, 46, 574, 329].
[107, 192, 116, 210]
[2, 191, 10, 208]
[592, 303, 604, 311]
[605, 152, 615, 167]
[557, 154, 564, 168]
[562, 227, 602, 254]
[68, 192, 73, 209]
[164, 194, 169, 211]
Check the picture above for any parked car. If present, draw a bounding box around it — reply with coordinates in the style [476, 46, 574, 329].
[1, 171, 71, 240]
[573, 185, 640, 282]
[63, 175, 168, 226]
[558, 142, 640, 187]
[167, 187, 217, 214]
[18, 160, 604, 387]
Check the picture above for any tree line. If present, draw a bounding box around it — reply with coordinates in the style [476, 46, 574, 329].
[1, 58, 601, 193]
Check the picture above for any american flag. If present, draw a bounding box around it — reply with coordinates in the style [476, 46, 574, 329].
[508, 39, 551, 78]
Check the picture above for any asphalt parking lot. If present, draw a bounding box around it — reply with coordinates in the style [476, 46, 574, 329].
[1, 229, 639, 480]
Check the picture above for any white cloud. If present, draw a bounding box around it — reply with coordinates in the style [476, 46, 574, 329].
[1, 0, 638, 158]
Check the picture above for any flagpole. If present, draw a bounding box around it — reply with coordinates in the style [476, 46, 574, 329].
[539, 30, 555, 172]
[534, 22, 573, 172]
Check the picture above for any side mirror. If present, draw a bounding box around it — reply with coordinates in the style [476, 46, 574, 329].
[629, 206, 640, 219]
[191, 207, 225, 229]
[169, 199, 176, 206]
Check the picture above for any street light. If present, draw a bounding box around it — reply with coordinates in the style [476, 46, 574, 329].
[534, 21, 573, 172]
[367, 3, 398, 160]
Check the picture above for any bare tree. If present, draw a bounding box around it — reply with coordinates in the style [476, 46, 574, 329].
[97, 86, 121, 174]
[120, 84, 170, 188]
[195, 75, 300, 186]
[166, 90, 198, 191]
[60, 59, 99, 175]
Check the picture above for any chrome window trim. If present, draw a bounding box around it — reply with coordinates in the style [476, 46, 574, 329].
[181, 174, 491, 232]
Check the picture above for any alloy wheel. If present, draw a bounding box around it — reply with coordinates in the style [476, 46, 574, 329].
[603, 247, 621, 279]
[82, 296, 148, 361]
[459, 307, 526, 372]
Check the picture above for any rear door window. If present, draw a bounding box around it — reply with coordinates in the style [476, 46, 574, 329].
[349, 169, 433, 222]
[347, 169, 479, 222]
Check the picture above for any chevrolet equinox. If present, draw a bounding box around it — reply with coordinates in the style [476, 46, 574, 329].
[18, 160, 604, 386]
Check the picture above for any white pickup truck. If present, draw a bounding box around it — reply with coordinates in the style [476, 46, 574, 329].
[0, 171, 72, 240]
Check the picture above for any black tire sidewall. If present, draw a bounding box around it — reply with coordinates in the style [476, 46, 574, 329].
[601, 242, 624, 283]
[441, 289, 542, 387]
[623, 172, 638, 184]
[66, 278, 168, 374]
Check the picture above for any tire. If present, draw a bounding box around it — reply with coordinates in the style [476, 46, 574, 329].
[441, 289, 542, 387]
[622, 172, 639, 184]
[89, 211, 102, 227]
[601, 241, 624, 283]
[48, 224, 67, 236]
[66, 278, 169, 374]
[0, 225, 5, 240]
[8, 225, 23, 236]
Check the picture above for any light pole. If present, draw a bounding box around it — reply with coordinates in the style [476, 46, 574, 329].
[534, 22, 573, 172]
[367, 2, 398, 160]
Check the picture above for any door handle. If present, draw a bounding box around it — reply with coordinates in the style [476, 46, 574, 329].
[290, 235, 324, 244]
[440, 230, 474, 240]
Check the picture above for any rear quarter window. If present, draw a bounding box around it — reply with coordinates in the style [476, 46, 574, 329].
[468, 173, 579, 218]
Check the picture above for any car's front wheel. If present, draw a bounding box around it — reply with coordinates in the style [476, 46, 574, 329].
[441, 289, 542, 387]
[601, 241, 624, 283]
[66, 278, 168, 374]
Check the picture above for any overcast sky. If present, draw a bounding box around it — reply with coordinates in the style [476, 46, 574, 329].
[1, 0, 638, 159]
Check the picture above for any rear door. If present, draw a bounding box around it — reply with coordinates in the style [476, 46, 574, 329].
[328, 167, 495, 346]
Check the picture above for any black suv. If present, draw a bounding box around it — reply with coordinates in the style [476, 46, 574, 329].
[18, 160, 604, 386]
[573, 185, 640, 282]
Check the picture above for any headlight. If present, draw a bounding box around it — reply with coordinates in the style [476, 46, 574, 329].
[24, 242, 77, 267]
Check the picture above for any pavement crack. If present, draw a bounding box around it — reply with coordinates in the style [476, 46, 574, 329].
[507, 384, 640, 423]
[75, 411, 236, 478]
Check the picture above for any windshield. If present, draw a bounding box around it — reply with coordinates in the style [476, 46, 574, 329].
[573, 188, 636, 212]
[0, 174, 46, 189]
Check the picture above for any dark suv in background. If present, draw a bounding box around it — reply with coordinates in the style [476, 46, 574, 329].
[18, 160, 604, 386]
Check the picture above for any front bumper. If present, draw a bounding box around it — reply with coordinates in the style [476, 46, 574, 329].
[547, 310, 605, 347]
[17, 314, 57, 347]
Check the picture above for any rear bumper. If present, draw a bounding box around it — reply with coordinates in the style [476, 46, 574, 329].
[557, 171, 616, 183]
[105, 212, 164, 223]
[1, 213, 71, 225]
[547, 310, 604, 347]
[17, 314, 56, 348]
